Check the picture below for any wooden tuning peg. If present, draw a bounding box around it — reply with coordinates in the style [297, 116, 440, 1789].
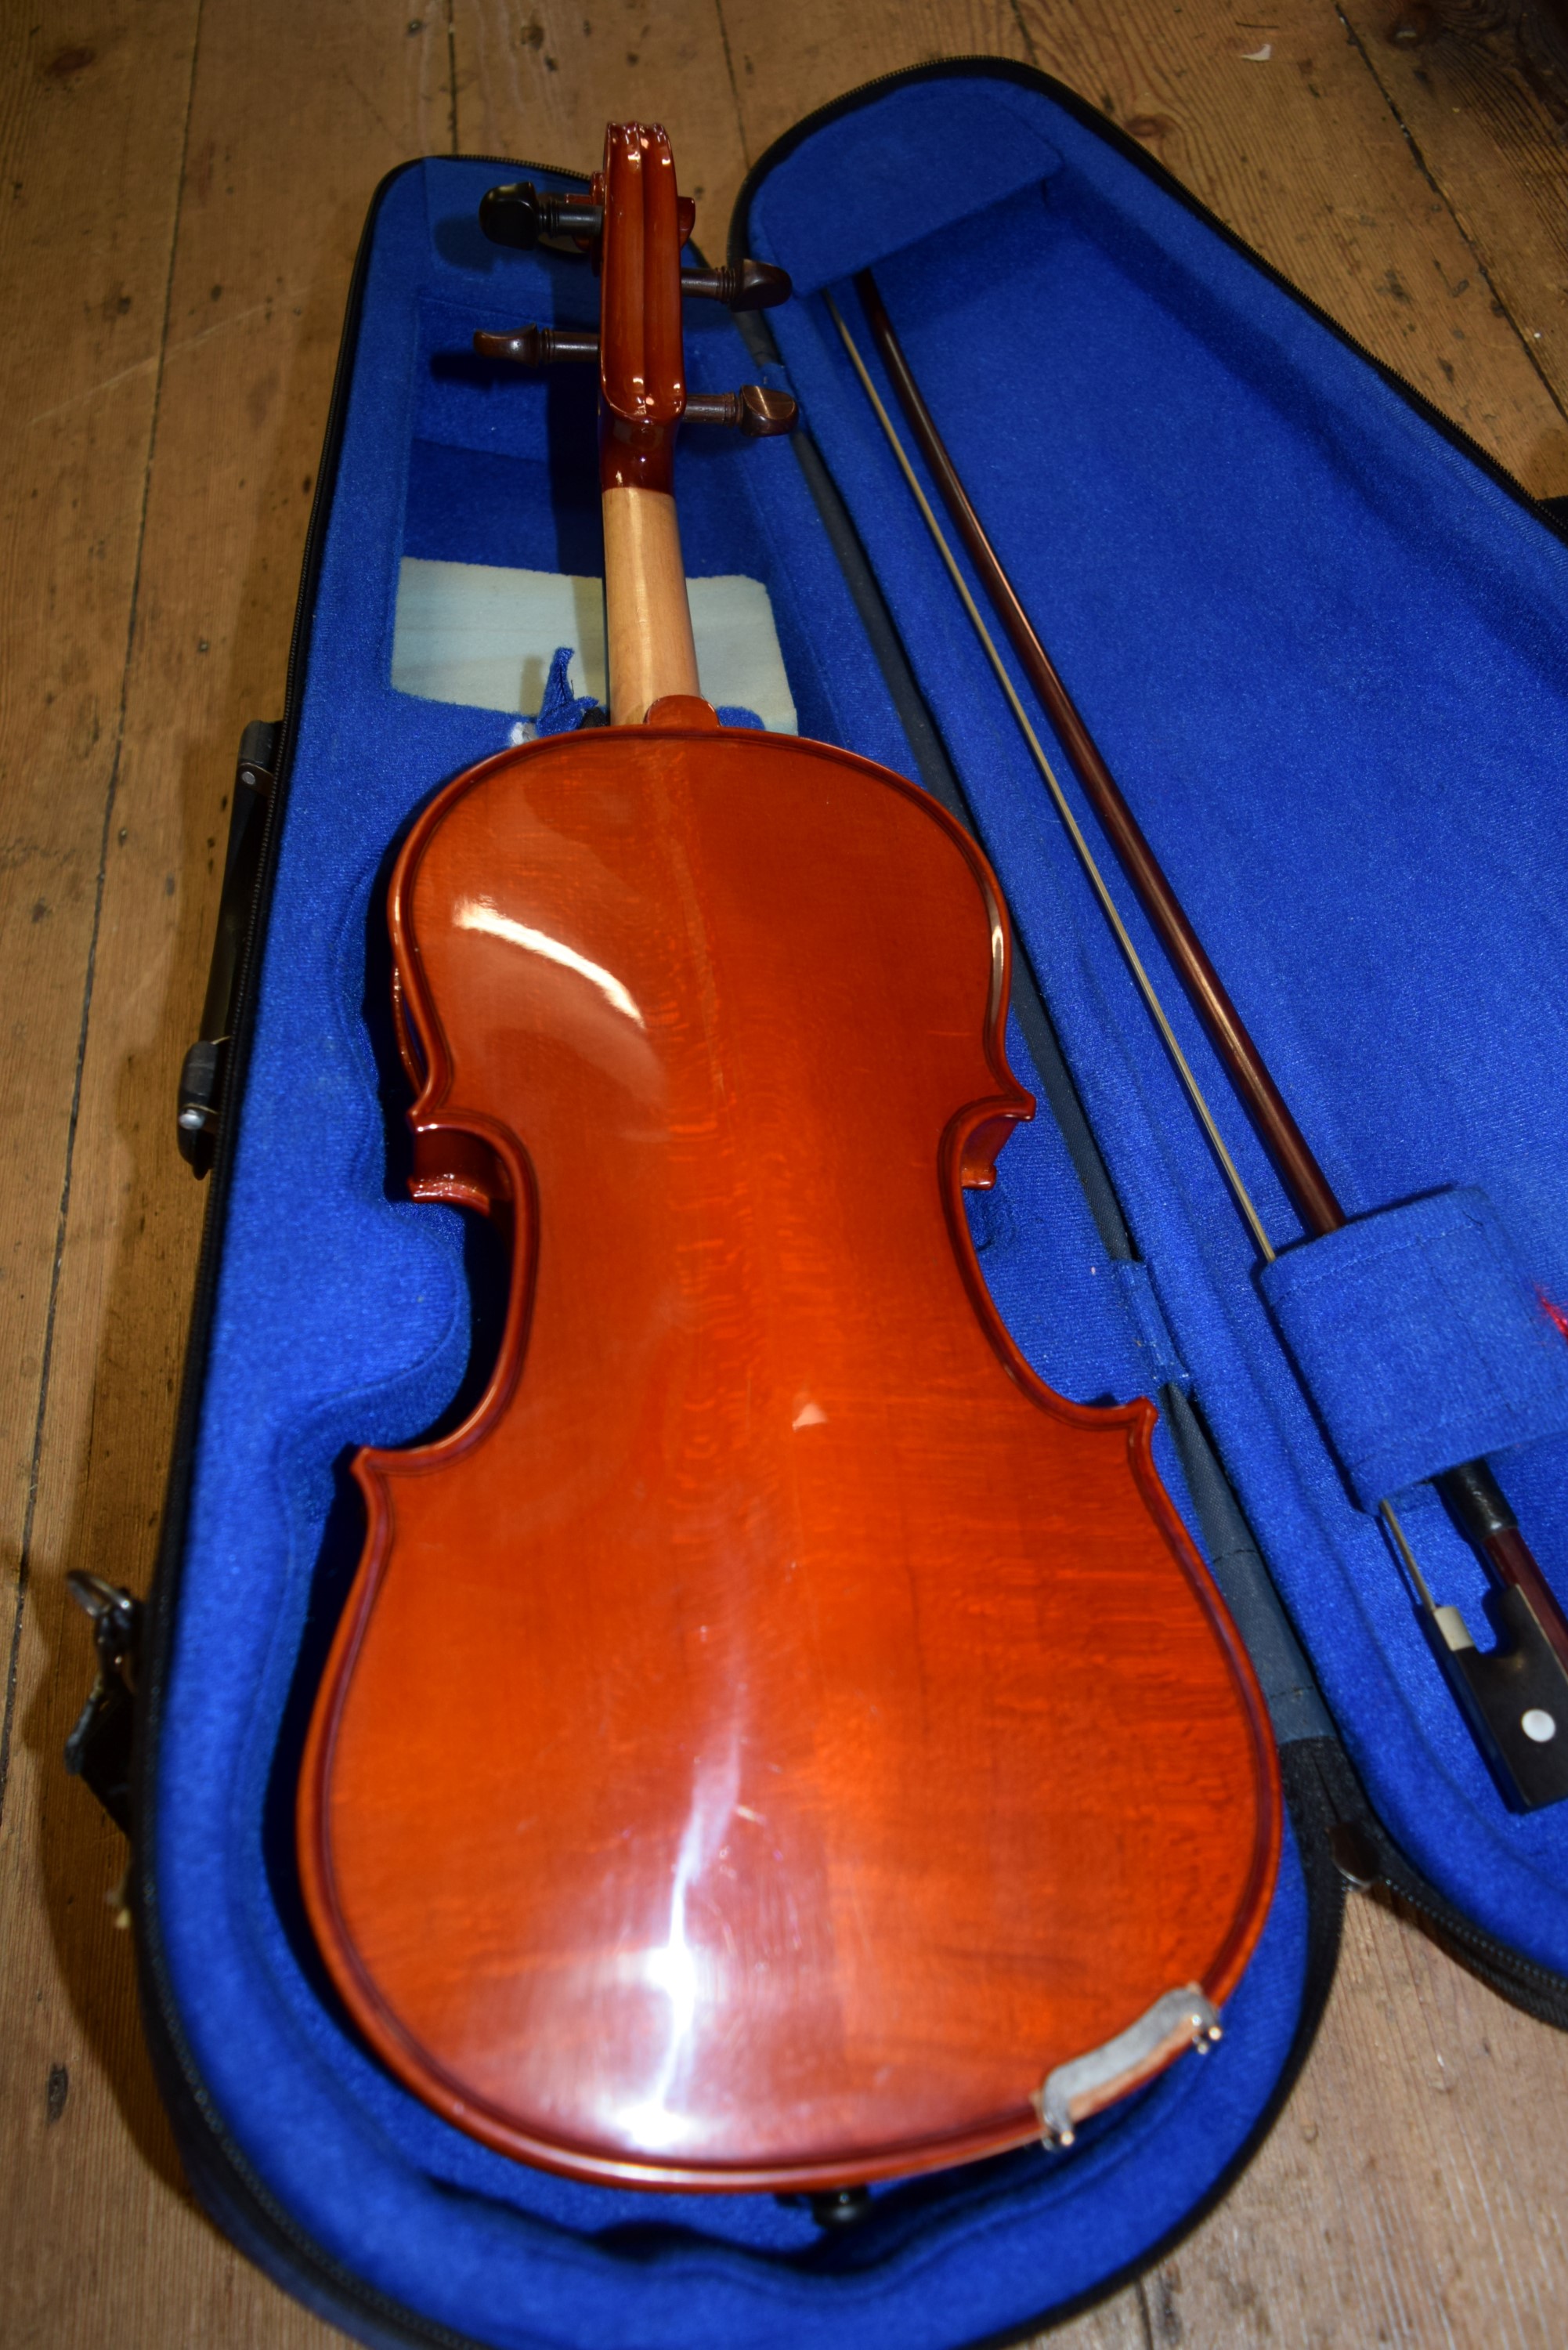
[680, 259, 792, 310]
[472, 325, 599, 366]
[479, 180, 699, 257]
[479, 182, 602, 254]
[682, 385, 798, 436]
[469, 339, 794, 436]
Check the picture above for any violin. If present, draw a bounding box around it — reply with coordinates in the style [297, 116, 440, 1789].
[298, 123, 1280, 2194]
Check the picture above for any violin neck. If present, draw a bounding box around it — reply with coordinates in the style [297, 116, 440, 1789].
[602, 483, 700, 724]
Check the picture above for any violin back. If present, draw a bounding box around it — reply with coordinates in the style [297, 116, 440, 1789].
[299, 718, 1278, 2190]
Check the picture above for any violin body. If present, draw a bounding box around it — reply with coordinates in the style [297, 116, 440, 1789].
[299, 704, 1279, 2190]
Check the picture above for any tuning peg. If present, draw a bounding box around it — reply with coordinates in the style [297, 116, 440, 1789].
[479, 182, 602, 253]
[472, 325, 598, 365]
[469, 329, 796, 436]
[684, 385, 798, 436]
[680, 259, 792, 311]
[479, 181, 704, 257]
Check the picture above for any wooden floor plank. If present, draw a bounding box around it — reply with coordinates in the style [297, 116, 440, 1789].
[1042, 1887, 1568, 2349]
[0, 7, 449, 2346]
[452, 0, 749, 262]
[1005, 0, 1568, 495]
[0, 0, 198, 1731]
[1339, 0, 1568, 474]
[1125, 1890, 1568, 2350]
[5, 5, 1568, 2346]
[712, 0, 1031, 233]
[0, 9, 203, 2313]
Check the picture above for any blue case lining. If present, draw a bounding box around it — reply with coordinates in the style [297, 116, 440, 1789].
[150, 65, 1567, 2338]
[747, 73, 1568, 1960]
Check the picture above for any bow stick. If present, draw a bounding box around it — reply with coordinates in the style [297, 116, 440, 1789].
[830, 268, 1568, 1813]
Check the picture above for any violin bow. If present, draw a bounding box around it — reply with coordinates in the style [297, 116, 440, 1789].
[829, 268, 1568, 1813]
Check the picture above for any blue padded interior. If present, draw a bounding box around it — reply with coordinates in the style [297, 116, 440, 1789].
[155, 114, 1391, 2347]
[746, 72, 1568, 1946]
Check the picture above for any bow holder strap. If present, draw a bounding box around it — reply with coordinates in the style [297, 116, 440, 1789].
[1261, 1189, 1568, 1512]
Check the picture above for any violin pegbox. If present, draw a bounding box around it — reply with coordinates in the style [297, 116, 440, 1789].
[472, 121, 797, 454]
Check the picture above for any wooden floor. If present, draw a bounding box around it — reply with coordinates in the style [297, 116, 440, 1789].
[5, 2, 1568, 2342]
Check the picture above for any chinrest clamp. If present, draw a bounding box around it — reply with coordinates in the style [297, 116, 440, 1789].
[1035, 1985, 1222, 2149]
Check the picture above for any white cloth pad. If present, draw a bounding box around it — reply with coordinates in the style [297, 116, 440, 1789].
[391, 557, 799, 734]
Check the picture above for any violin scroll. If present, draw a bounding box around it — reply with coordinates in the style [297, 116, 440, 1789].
[474, 135, 797, 465]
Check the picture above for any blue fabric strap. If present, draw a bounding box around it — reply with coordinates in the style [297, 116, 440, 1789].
[1111, 1260, 1191, 1394]
[536, 645, 602, 736]
[1259, 1188, 1568, 1510]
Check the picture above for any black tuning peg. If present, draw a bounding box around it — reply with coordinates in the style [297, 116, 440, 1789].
[684, 386, 798, 436]
[479, 182, 602, 254]
[680, 260, 792, 310]
[472, 325, 598, 365]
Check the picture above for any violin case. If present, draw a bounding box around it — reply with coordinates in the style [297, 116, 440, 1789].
[85, 56, 1568, 2349]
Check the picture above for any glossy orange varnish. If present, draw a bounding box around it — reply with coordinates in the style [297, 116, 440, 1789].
[298, 721, 1280, 2190]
